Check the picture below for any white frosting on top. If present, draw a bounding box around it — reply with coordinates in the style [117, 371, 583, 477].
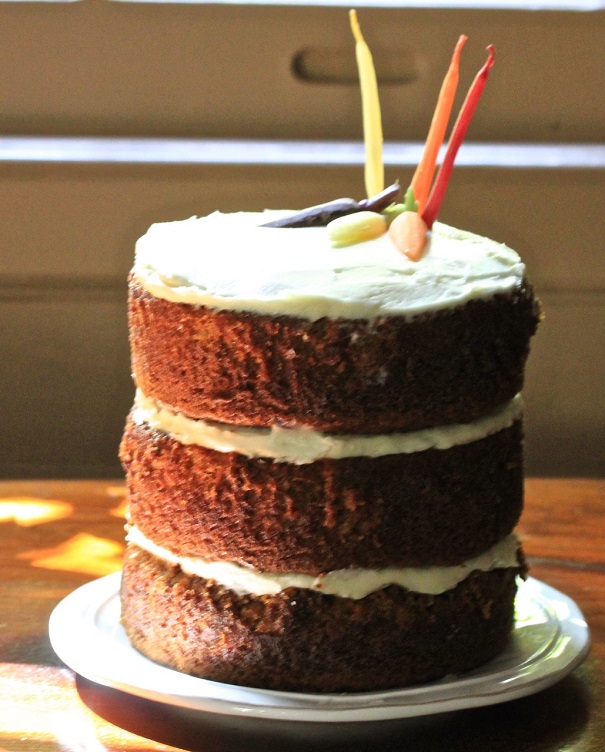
[133, 390, 523, 463]
[126, 526, 521, 599]
[133, 212, 526, 321]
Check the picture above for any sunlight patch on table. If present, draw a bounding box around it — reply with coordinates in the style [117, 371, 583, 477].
[0, 498, 73, 526]
[0, 663, 169, 750]
[106, 484, 129, 519]
[18, 533, 124, 576]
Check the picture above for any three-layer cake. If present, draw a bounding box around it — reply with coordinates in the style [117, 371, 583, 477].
[119, 212, 540, 692]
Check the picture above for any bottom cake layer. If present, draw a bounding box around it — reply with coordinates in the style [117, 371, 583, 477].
[121, 544, 525, 693]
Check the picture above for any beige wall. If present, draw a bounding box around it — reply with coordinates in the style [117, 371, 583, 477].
[1, 3, 603, 477]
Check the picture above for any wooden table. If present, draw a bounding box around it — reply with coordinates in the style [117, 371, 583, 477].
[0, 478, 603, 751]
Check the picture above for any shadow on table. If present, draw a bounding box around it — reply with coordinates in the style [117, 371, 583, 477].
[76, 668, 592, 752]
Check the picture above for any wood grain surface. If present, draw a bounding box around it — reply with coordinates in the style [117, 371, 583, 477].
[0, 478, 603, 751]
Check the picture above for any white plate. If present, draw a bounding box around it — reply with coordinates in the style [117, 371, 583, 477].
[49, 574, 589, 723]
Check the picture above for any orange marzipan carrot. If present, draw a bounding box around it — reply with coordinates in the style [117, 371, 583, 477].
[410, 34, 467, 215]
[389, 210, 429, 261]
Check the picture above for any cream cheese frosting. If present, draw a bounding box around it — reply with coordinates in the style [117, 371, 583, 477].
[133, 389, 523, 463]
[133, 212, 526, 321]
[126, 525, 521, 599]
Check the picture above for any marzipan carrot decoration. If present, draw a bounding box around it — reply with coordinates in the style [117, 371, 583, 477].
[422, 45, 496, 230]
[388, 209, 428, 262]
[410, 35, 467, 215]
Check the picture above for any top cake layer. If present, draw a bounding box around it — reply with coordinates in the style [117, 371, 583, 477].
[133, 212, 527, 321]
[129, 212, 540, 433]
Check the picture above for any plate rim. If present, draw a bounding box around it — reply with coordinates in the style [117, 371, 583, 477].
[49, 573, 590, 723]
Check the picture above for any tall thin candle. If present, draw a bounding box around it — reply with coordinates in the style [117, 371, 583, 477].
[350, 9, 384, 198]
[422, 45, 496, 229]
[410, 35, 466, 215]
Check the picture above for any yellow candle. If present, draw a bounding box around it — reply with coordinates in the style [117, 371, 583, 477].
[350, 9, 384, 198]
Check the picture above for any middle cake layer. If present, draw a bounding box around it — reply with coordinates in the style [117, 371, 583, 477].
[120, 393, 525, 574]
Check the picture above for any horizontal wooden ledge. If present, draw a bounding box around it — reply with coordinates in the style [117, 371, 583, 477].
[0, 137, 604, 169]
[2, 0, 603, 7]
[1, 277, 604, 301]
[0, 276, 127, 302]
[103, 0, 605, 10]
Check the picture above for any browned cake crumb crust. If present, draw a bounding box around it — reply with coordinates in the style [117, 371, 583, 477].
[121, 545, 523, 693]
[128, 277, 540, 433]
[121, 416, 524, 572]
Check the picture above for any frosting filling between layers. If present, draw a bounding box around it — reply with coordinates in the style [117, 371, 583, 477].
[126, 526, 521, 599]
[132, 389, 523, 463]
[133, 213, 526, 321]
